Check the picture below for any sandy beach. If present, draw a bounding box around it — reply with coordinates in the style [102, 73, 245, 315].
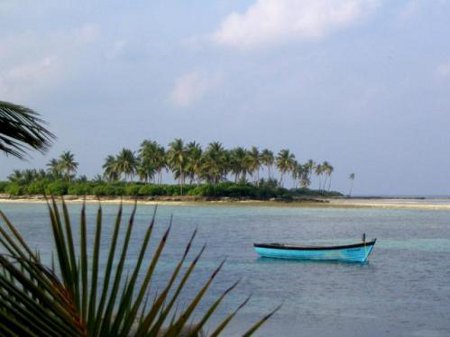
[1, 195, 450, 210]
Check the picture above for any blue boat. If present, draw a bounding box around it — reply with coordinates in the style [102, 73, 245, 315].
[254, 236, 376, 263]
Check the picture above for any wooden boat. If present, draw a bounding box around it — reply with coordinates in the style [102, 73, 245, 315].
[254, 236, 376, 263]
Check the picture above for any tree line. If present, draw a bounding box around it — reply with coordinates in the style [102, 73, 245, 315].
[29, 139, 335, 191]
[102, 139, 335, 192]
[1, 139, 341, 198]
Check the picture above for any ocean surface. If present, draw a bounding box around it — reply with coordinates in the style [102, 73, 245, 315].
[1, 202, 450, 337]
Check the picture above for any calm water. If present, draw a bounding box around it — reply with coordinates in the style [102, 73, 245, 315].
[1, 202, 450, 337]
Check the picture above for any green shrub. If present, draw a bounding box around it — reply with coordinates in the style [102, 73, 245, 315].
[5, 182, 23, 196]
[68, 183, 93, 195]
[138, 184, 165, 196]
[26, 181, 47, 195]
[45, 181, 68, 195]
[125, 184, 141, 196]
[0, 181, 8, 193]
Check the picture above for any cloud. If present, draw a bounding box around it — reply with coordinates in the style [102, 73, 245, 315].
[436, 61, 450, 77]
[170, 71, 222, 107]
[105, 40, 127, 60]
[0, 24, 99, 101]
[212, 0, 379, 49]
[0, 56, 61, 99]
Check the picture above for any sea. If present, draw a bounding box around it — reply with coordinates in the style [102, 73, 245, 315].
[1, 201, 449, 337]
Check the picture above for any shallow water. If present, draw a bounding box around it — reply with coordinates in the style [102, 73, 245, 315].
[1, 202, 449, 336]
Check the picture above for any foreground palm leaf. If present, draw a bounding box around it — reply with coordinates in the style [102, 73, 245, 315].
[0, 199, 278, 336]
[0, 101, 55, 159]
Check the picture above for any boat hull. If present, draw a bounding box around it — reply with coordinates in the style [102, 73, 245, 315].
[254, 240, 376, 263]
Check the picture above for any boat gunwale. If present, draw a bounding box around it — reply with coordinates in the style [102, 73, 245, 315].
[253, 239, 377, 251]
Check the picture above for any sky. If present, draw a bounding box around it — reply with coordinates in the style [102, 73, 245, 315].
[1, 0, 450, 196]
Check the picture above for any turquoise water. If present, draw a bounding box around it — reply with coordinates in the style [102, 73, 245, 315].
[1, 202, 450, 336]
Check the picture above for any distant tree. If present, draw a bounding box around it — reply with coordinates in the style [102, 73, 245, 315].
[260, 149, 274, 180]
[167, 138, 187, 194]
[201, 142, 228, 184]
[323, 162, 334, 191]
[292, 162, 309, 188]
[349, 173, 356, 197]
[305, 159, 316, 186]
[92, 174, 104, 183]
[116, 148, 137, 181]
[153, 142, 166, 184]
[185, 141, 203, 184]
[102, 155, 119, 182]
[315, 163, 324, 191]
[137, 140, 157, 183]
[7, 170, 23, 184]
[0, 101, 55, 159]
[47, 158, 62, 178]
[58, 151, 78, 181]
[276, 149, 296, 187]
[229, 147, 248, 183]
[247, 146, 261, 185]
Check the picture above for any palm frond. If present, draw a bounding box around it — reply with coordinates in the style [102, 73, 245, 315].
[0, 101, 55, 159]
[0, 198, 278, 336]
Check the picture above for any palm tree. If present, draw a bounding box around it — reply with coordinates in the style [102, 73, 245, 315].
[349, 173, 356, 197]
[116, 148, 137, 181]
[305, 159, 316, 185]
[260, 149, 274, 180]
[46, 158, 62, 179]
[58, 151, 79, 181]
[153, 142, 166, 184]
[185, 141, 203, 184]
[201, 142, 228, 184]
[137, 140, 157, 183]
[276, 149, 296, 187]
[247, 146, 261, 185]
[7, 170, 23, 184]
[292, 162, 309, 188]
[229, 147, 248, 183]
[102, 155, 119, 182]
[315, 163, 324, 192]
[167, 138, 187, 194]
[0, 101, 55, 159]
[324, 162, 334, 191]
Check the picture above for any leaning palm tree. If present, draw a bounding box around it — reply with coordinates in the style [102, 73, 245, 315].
[0, 199, 279, 336]
[260, 149, 274, 181]
[153, 143, 166, 185]
[102, 155, 120, 182]
[324, 162, 334, 191]
[0, 100, 55, 159]
[315, 163, 324, 192]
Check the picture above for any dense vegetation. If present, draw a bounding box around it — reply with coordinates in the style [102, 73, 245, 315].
[1, 140, 342, 199]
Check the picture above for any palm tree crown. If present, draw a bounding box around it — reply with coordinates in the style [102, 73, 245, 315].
[276, 149, 296, 186]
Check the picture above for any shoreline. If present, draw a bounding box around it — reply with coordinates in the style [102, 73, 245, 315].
[1, 195, 450, 210]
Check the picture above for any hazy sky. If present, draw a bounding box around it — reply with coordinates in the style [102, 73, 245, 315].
[1, 0, 450, 195]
